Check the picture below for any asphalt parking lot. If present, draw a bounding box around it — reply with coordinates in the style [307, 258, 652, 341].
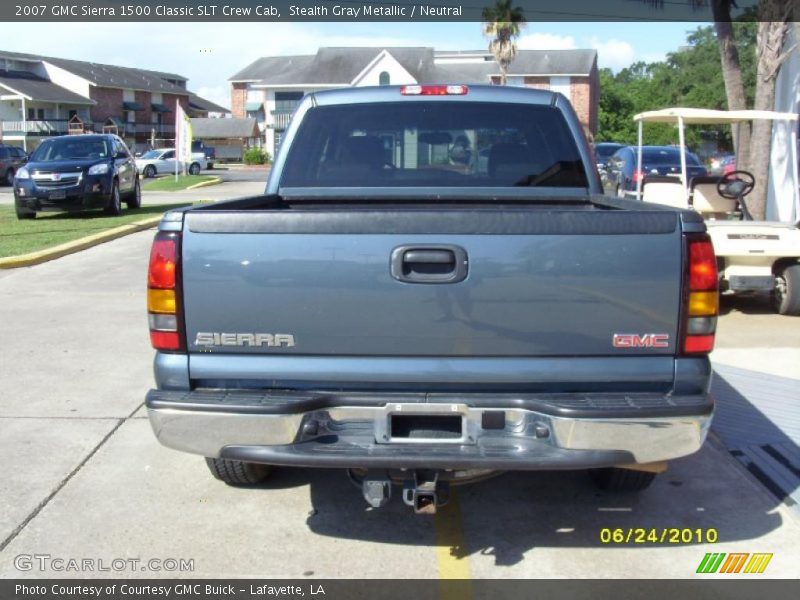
[1, 211, 799, 579]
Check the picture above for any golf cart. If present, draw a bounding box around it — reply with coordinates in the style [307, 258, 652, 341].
[632, 108, 800, 315]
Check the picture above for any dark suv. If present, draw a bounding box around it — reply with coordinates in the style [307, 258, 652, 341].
[0, 143, 28, 186]
[13, 134, 140, 219]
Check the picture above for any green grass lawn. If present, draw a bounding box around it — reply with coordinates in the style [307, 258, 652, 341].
[0, 203, 191, 258]
[142, 174, 217, 192]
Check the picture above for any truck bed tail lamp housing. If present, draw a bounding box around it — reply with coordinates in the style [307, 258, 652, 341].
[147, 231, 185, 352]
[401, 85, 468, 96]
[682, 234, 718, 355]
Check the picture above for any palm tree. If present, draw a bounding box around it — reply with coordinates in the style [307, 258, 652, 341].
[482, 0, 527, 85]
[643, 1, 749, 154]
[747, 2, 793, 219]
[710, 0, 750, 157]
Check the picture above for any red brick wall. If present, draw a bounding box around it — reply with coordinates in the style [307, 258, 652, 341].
[523, 76, 550, 90]
[89, 87, 123, 124]
[489, 75, 550, 89]
[569, 65, 599, 136]
[163, 93, 190, 114]
[569, 77, 592, 137]
[135, 90, 152, 126]
[231, 83, 247, 119]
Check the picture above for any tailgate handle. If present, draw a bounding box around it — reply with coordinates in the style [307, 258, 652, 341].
[404, 250, 454, 265]
[391, 245, 468, 284]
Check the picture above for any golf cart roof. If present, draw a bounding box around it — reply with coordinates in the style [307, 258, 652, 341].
[634, 108, 798, 124]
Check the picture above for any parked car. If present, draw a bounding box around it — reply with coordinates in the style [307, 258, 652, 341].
[592, 142, 624, 174]
[192, 140, 215, 169]
[605, 145, 707, 198]
[145, 85, 716, 513]
[136, 148, 206, 178]
[709, 153, 736, 175]
[13, 134, 140, 219]
[0, 143, 28, 186]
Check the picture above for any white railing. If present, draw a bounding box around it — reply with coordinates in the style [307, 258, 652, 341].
[1, 120, 70, 135]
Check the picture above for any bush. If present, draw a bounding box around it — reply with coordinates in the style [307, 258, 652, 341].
[243, 147, 271, 165]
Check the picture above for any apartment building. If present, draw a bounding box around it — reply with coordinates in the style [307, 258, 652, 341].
[0, 50, 228, 151]
[230, 47, 599, 156]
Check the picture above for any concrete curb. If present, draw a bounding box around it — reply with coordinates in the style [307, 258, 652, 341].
[0, 215, 162, 269]
[186, 176, 223, 190]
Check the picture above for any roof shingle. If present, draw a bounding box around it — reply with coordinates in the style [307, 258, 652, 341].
[0, 76, 95, 104]
[230, 47, 597, 85]
[190, 118, 259, 139]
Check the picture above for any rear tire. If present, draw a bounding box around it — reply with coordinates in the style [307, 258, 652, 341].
[590, 468, 657, 492]
[772, 264, 800, 316]
[205, 457, 272, 486]
[126, 177, 141, 209]
[143, 165, 156, 179]
[189, 162, 201, 175]
[104, 180, 122, 216]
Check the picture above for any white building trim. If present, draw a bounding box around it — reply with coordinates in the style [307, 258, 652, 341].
[41, 61, 93, 98]
[350, 49, 417, 87]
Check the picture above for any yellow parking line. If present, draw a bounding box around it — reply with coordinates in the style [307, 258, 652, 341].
[435, 490, 472, 600]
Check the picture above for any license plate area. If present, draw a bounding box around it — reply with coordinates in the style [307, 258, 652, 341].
[376, 403, 470, 444]
[49, 190, 66, 200]
[391, 415, 462, 439]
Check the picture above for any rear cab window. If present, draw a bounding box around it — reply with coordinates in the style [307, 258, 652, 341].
[280, 102, 589, 189]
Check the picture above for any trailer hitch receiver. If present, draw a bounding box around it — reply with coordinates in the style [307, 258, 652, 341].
[402, 470, 450, 515]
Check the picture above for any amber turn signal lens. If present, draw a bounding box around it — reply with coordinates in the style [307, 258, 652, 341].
[148, 289, 176, 314]
[688, 291, 718, 316]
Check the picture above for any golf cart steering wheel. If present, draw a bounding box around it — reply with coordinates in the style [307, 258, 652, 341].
[717, 170, 755, 199]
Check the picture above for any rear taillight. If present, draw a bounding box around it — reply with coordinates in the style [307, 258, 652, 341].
[682, 234, 718, 355]
[147, 231, 184, 352]
[400, 85, 468, 96]
[632, 170, 644, 183]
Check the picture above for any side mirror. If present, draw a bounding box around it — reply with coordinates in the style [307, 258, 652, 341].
[116, 151, 128, 159]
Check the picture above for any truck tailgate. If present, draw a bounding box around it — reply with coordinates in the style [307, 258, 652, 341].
[181, 207, 683, 389]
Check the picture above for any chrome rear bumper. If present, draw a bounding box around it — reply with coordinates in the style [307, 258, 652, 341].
[146, 389, 713, 469]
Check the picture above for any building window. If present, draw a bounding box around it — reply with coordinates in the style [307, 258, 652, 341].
[379, 71, 390, 85]
[127, 110, 135, 124]
[274, 91, 304, 112]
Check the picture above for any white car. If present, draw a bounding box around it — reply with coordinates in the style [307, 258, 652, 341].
[135, 148, 206, 178]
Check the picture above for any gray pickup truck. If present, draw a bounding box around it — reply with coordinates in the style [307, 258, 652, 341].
[145, 85, 718, 514]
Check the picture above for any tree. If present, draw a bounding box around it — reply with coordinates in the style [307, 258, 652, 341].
[481, 0, 526, 85]
[712, 0, 751, 155]
[747, 1, 793, 218]
[597, 24, 756, 149]
[640, 0, 792, 218]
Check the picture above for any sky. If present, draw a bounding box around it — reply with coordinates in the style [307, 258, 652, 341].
[2, 21, 707, 110]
